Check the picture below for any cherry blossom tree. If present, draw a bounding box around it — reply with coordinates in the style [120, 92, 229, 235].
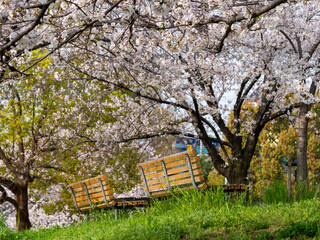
[260, 0, 320, 185]
[54, 0, 319, 185]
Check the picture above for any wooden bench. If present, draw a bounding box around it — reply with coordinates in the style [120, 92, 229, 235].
[137, 149, 207, 198]
[68, 175, 150, 212]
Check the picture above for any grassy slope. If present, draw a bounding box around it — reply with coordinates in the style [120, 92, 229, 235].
[2, 190, 320, 240]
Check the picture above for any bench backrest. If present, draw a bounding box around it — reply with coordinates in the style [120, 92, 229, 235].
[137, 149, 207, 198]
[68, 175, 114, 212]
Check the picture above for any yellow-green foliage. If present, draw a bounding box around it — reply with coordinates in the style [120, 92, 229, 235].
[0, 52, 143, 216]
[250, 104, 320, 198]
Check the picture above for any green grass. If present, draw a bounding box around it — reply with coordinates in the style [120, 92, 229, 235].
[263, 178, 320, 204]
[1, 189, 320, 240]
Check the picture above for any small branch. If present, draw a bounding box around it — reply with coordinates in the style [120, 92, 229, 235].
[137, 0, 287, 32]
[104, 0, 125, 17]
[261, 102, 301, 127]
[234, 77, 250, 123]
[307, 36, 320, 61]
[295, 35, 303, 59]
[39, 165, 68, 172]
[279, 30, 297, 54]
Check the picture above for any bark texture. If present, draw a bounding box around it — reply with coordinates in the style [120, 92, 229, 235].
[15, 180, 32, 231]
[296, 103, 309, 185]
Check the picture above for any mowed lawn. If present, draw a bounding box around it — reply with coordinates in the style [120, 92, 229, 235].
[1, 190, 320, 240]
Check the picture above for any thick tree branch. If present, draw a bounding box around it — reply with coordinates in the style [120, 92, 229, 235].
[0, 177, 17, 193]
[0, 185, 18, 210]
[206, 85, 235, 145]
[0, 185, 7, 204]
[0, 185, 19, 210]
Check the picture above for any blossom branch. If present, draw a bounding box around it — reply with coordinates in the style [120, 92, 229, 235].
[22, 0, 126, 73]
[261, 102, 301, 126]
[307, 35, 320, 61]
[0, 0, 54, 55]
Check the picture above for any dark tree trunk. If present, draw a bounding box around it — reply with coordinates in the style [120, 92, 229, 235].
[296, 103, 309, 186]
[227, 160, 248, 184]
[15, 180, 32, 231]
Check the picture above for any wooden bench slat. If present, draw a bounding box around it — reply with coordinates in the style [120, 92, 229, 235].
[75, 191, 113, 199]
[72, 183, 111, 192]
[68, 175, 108, 189]
[147, 175, 205, 192]
[74, 186, 113, 198]
[137, 150, 198, 170]
[144, 168, 204, 186]
[144, 162, 202, 180]
[75, 191, 113, 203]
[73, 183, 111, 194]
[72, 181, 111, 193]
[142, 156, 199, 175]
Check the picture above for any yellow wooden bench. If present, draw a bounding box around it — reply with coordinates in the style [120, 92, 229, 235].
[137, 149, 207, 198]
[68, 175, 150, 212]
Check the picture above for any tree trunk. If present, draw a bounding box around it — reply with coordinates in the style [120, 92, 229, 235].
[296, 103, 309, 186]
[226, 159, 249, 184]
[15, 180, 32, 231]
